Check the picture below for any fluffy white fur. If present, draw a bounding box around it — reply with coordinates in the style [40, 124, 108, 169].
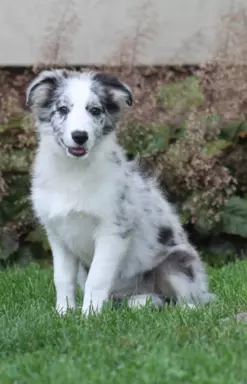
[27, 69, 214, 315]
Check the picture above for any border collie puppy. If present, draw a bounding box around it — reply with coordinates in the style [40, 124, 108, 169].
[27, 69, 214, 315]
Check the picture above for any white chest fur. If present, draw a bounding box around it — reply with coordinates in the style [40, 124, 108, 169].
[31, 137, 121, 265]
[48, 212, 98, 266]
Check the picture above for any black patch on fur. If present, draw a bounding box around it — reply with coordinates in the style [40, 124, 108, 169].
[186, 266, 194, 280]
[103, 96, 120, 114]
[61, 70, 69, 78]
[157, 227, 176, 247]
[169, 249, 195, 280]
[102, 124, 114, 135]
[144, 207, 151, 214]
[130, 157, 153, 180]
[115, 212, 128, 224]
[118, 228, 132, 239]
[114, 208, 128, 228]
[139, 166, 153, 179]
[120, 192, 126, 201]
[92, 85, 120, 115]
[118, 184, 132, 207]
[50, 110, 56, 118]
[93, 72, 132, 106]
[39, 115, 51, 123]
[92, 72, 132, 117]
[110, 151, 122, 165]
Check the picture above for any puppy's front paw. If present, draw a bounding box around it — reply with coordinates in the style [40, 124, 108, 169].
[82, 301, 103, 316]
[82, 293, 107, 316]
[56, 305, 69, 316]
[56, 303, 75, 316]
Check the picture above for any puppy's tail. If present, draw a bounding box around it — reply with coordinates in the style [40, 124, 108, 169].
[154, 245, 216, 306]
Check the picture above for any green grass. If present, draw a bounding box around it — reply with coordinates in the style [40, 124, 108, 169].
[0, 262, 247, 384]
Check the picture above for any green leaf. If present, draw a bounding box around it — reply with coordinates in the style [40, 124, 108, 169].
[0, 148, 31, 172]
[220, 120, 247, 140]
[179, 211, 190, 224]
[157, 76, 204, 111]
[238, 121, 247, 137]
[194, 215, 215, 235]
[120, 123, 172, 155]
[0, 117, 24, 133]
[220, 121, 241, 140]
[182, 192, 216, 235]
[172, 125, 185, 139]
[203, 139, 231, 158]
[146, 125, 170, 152]
[220, 196, 247, 238]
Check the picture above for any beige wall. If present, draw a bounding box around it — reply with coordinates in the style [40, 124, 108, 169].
[0, 0, 246, 66]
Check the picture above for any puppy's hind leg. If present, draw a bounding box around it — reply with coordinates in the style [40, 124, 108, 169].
[127, 294, 164, 309]
[112, 273, 168, 310]
[155, 245, 215, 308]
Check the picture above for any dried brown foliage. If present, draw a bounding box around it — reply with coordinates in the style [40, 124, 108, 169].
[108, 0, 158, 73]
[149, 111, 237, 231]
[34, 0, 81, 70]
[199, 6, 247, 121]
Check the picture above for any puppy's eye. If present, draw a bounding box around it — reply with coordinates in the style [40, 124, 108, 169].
[90, 107, 102, 116]
[58, 106, 69, 115]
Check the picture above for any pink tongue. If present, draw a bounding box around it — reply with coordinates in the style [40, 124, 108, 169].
[71, 147, 86, 155]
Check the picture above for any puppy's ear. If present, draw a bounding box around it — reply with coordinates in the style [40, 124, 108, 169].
[26, 70, 60, 109]
[26, 69, 69, 121]
[93, 72, 133, 108]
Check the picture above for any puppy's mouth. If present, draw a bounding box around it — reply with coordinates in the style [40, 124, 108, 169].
[60, 140, 88, 158]
[67, 146, 88, 157]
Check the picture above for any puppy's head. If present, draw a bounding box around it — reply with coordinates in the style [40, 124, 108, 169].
[26, 69, 132, 159]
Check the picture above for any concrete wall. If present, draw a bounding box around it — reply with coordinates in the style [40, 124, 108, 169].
[0, 0, 246, 66]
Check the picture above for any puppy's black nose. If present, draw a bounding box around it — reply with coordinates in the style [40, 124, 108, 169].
[71, 130, 89, 145]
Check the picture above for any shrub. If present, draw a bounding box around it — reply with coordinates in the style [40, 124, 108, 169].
[120, 69, 247, 249]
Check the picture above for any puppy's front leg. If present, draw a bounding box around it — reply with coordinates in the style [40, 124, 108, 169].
[82, 233, 129, 315]
[48, 233, 78, 315]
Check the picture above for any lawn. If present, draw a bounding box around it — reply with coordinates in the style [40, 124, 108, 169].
[0, 261, 247, 384]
